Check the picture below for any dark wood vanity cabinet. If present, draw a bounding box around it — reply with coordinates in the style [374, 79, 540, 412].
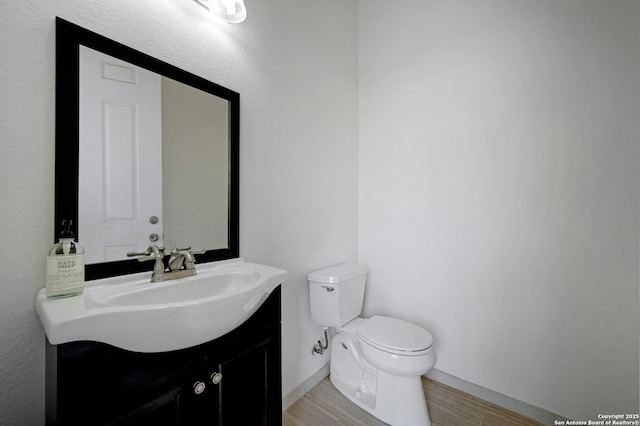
[47, 286, 282, 426]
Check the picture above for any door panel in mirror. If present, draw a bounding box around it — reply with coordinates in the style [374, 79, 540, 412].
[79, 46, 165, 263]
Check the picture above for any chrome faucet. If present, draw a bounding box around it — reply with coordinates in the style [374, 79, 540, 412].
[127, 245, 204, 282]
[168, 247, 205, 272]
[127, 245, 166, 279]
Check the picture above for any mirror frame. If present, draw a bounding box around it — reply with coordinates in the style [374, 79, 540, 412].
[55, 17, 240, 280]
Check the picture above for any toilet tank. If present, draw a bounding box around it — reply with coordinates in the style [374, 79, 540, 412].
[308, 263, 368, 327]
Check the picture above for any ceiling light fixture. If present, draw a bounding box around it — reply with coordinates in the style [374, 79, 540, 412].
[193, 0, 247, 24]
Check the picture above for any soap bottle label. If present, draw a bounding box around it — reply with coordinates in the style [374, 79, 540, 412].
[46, 254, 85, 297]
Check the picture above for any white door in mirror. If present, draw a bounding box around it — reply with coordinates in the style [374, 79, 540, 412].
[78, 46, 163, 263]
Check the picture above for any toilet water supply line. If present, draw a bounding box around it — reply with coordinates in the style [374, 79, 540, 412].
[312, 327, 329, 355]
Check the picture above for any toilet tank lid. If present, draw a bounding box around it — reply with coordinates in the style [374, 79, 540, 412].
[307, 263, 368, 284]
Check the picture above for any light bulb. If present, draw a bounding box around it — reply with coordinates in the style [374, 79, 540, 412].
[220, 0, 237, 15]
[220, 0, 246, 23]
[192, 0, 246, 24]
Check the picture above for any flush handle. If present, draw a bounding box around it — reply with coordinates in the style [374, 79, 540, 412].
[321, 285, 335, 292]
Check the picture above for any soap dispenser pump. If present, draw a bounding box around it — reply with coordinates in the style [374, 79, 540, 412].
[46, 220, 85, 298]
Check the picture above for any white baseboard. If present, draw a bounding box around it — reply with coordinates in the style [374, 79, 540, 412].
[282, 365, 565, 423]
[282, 363, 330, 411]
[426, 369, 565, 424]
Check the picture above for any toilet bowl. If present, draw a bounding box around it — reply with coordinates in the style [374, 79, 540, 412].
[308, 264, 437, 426]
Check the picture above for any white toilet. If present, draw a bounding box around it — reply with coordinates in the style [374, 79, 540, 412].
[308, 263, 437, 426]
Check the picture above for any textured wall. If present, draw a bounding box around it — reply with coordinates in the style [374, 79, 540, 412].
[0, 1, 358, 423]
[359, 0, 639, 420]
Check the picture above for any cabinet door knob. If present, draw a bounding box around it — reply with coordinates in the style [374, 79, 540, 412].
[211, 372, 223, 385]
[193, 381, 206, 394]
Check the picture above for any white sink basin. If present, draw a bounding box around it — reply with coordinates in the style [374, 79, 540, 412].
[35, 259, 287, 352]
[93, 271, 259, 306]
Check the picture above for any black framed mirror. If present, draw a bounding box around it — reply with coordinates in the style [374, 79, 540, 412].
[55, 17, 239, 280]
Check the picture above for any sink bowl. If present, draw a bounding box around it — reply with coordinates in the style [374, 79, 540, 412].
[35, 259, 287, 352]
[93, 271, 260, 306]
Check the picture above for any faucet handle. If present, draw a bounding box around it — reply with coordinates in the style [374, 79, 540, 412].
[183, 248, 205, 270]
[170, 247, 205, 256]
[137, 255, 160, 262]
[167, 247, 206, 271]
[127, 246, 166, 277]
[127, 245, 164, 258]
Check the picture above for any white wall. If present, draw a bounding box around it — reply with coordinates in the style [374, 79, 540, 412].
[0, 1, 358, 423]
[359, 0, 639, 420]
[162, 77, 230, 251]
[3, 0, 636, 423]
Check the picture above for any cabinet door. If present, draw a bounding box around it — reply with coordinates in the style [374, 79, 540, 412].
[55, 343, 198, 425]
[106, 360, 207, 426]
[175, 366, 216, 425]
[207, 326, 281, 426]
[107, 388, 181, 425]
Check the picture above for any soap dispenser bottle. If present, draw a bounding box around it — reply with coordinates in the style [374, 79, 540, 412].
[46, 220, 85, 298]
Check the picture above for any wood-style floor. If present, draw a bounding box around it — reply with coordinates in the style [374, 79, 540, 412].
[283, 377, 543, 426]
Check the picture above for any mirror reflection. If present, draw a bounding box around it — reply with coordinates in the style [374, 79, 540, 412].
[55, 17, 239, 280]
[78, 46, 229, 263]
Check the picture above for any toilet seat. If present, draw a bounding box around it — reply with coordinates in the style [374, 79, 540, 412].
[357, 315, 434, 356]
